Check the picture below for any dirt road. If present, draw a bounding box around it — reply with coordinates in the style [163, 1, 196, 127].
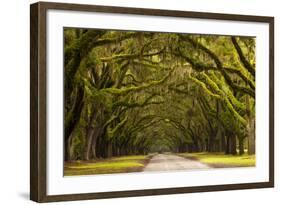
[143, 154, 210, 172]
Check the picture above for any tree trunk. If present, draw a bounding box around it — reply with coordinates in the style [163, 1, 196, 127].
[107, 141, 113, 158]
[238, 137, 245, 155]
[221, 133, 226, 153]
[229, 135, 237, 155]
[66, 133, 74, 161]
[208, 134, 216, 152]
[248, 117, 255, 154]
[91, 132, 99, 159]
[225, 135, 230, 154]
[85, 127, 95, 160]
[225, 132, 237, 155]
[64, 85, 84, 161]
[245, 95, 255, 155]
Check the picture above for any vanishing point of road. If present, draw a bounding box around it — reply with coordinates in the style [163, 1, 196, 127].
[143, 154, 210, 172]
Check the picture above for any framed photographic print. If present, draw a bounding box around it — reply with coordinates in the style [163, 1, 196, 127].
[30, 1, 274, 202]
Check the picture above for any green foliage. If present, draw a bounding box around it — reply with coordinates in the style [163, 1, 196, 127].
[64, 28, 256, 164]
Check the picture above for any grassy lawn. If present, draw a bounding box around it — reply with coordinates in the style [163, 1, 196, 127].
[64, 155, 153, 176]
[179, 152, 255, 168]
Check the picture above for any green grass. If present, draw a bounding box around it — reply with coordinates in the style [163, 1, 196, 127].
[64, 155, 152, 176]
[179, 152, 255, 168]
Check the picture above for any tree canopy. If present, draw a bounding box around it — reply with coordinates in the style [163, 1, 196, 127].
[64, 28, 255, 161]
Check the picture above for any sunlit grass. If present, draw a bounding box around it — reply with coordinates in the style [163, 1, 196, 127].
[66, 161, 144, 169]
[64, 155, 151, 176]
[179, 152, 255, 167]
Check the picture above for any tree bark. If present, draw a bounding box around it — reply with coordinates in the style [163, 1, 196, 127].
[247, 118, 255, 155]
[66, 133, 74, 161]
[107, 141, 113, 158]
[229, 135, 237, 155]
[208, 134, 216, 152]
[91, 131, 99, 159]
[238, 137, 245, 155]
[85, 127, 95, 160]
[225, 130, 237, 155]
[64, 85, 84, 161]
[246, 95, 255, 155]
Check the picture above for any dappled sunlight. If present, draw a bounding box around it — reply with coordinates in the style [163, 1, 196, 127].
[179, 152, 255, 167]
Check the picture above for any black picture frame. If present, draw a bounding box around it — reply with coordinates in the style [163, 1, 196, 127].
[30, 1, 274, 202]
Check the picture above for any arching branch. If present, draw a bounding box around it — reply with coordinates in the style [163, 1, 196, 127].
[231, 37, 255, 77]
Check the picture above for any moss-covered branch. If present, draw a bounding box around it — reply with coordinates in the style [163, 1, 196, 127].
[192, 72, 247, 125]
[189, 74, 220, 99]
[113, 94, 163, 110]
[203, 73, 246, 123]
[223, 66, 255, 90]
[107, 116, 128, 139]
[100, 49, 164, 62]
[231, 37, 255, 77]
[178, 35, 255, 98]
[208, 72, 246, 111]
[102, 68, 174, 95]
[175, 46, 255, 93]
